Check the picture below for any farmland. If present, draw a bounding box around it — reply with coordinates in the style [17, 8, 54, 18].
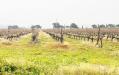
[0, 30, 119, 75]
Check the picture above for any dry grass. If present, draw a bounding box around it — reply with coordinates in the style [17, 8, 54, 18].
[56, 63, 119, 75]
[110, 50, 119, 56]
[0, 38, 12, 45]
[46, 42, 70, 49]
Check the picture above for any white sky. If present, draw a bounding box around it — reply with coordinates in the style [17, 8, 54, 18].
[0, 0, 119, 28]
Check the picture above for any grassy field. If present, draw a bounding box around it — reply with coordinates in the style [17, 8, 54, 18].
[0, 32, 119, 75]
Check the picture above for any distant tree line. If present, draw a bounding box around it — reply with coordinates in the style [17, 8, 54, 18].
[52, 22, 65, 28]
[8, 25, 42, 29]
[52, 22, 79, 29]
[8, 25, 19, 29]
[31, 25, 41, 29]
[92, 24, 119, 28]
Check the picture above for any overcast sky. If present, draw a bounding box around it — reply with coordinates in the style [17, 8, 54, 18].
[0, 0, 119, 28]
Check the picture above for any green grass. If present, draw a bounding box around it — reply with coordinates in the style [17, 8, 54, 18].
[0, 32, 119, 75]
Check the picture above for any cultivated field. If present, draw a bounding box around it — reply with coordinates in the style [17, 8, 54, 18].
[0, 31, 119, 75]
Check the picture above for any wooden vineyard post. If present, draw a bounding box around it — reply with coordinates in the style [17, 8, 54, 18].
[91, 34, 94, 42]
[31, 28, 39, 44]
[96, 25, 103, 48]
[82, 25, 83, 29]
[60, 28, 64, 44]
